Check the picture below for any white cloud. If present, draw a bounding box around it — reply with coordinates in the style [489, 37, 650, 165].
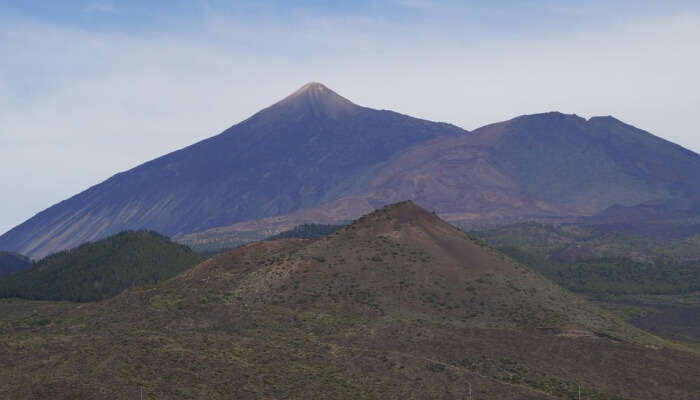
[0, 9, 699, 235]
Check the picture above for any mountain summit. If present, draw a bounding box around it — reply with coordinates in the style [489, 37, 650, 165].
[269, 82, 359, 118]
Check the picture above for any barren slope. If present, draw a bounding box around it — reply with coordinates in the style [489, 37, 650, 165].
[180, 112, 700, 249]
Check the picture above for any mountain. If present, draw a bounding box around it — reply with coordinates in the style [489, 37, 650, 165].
[178, 111, 700, 248]
[4, 83, 700, 259]
[0, 83, 465, 259]
[0, 230, 203, 301]
[0, 251, 31, 276]
[1, 202, 699, 399]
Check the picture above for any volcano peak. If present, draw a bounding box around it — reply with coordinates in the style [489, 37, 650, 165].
[294, 81, 330, 94]
[273, 81, 359, 117]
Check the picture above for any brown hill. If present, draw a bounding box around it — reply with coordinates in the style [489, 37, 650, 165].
[2, 202, 699, 399]
[221, 202, 641, 334]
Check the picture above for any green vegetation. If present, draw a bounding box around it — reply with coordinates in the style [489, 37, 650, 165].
[266, 223, 344, 240]
[498, 247, 700, 296]
[473, 223, 700, 297]
[0, 231, 203, 302]
[0, 251, 31, 275]
[474, 223, 700, 261]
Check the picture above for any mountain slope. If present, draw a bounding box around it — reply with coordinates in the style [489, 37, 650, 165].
[177, 112, 700, 245]
[477, 113, 700, 211]
[1, 202, 699, 399]
[0, 251, 31, 276]
[0, 83, 465, 259]
[363, 112, 700, 218]
[0, 230, 203, 301]
[190, 111, 700, 240]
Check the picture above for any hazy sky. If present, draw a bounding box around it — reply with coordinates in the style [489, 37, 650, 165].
[1, 1, 699, 235]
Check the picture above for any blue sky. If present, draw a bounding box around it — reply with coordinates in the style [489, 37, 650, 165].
[4, 1, 697, 29]
[1, 1, 699, 235]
